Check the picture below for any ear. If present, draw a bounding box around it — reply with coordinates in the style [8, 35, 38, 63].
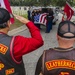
[7, 20, 10, 28]
[57, 34, 59, 41]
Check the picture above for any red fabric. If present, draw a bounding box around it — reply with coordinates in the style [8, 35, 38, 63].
[3, 0, 14, 24]
[13, 21, 44, 61]
[63, 2, 74, 20]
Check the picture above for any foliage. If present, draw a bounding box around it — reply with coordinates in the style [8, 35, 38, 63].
[56, 0, 66, 7]
[9, 0, 75, 7]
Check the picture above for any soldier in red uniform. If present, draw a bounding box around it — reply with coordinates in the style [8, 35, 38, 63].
[0, 8, 43, 75]
[35, 20, 75, 75]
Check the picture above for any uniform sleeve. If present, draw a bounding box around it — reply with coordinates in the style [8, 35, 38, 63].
[13, 21, 44, 60]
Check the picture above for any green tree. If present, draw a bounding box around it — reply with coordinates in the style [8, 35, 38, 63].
[56, 0, 66, 7]
[9, 0, 75, 7]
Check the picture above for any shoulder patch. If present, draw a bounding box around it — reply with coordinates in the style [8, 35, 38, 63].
[0, 44, 8, 55]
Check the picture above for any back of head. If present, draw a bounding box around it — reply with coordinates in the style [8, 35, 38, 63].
[57, 20, 75, 39]
[57, 20, 75, 47]
[0, 8, 10, 28]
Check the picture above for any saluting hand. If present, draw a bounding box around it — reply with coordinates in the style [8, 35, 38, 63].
[14, 14, 30, 24]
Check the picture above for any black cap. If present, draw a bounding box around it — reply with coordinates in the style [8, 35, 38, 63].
[0, 8, 10, 28]
[57, 20, 75, 39]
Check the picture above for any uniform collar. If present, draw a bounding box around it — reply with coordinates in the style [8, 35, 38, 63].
[54, 47, 74, 51]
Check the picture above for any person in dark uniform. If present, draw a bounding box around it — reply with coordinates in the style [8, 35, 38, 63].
[46, 8, 54, 33]
[34, 9, 41, 29]
[27, 7, 31, 20]
[35, 20, 75, 75]
[31, 9, 37, 22]
[0, 8, 43, 75]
